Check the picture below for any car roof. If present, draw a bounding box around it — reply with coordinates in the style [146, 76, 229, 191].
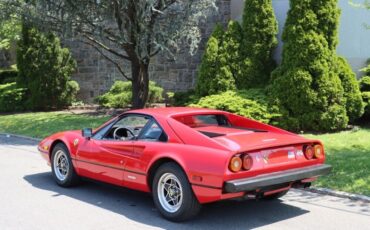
[128, 107, 224, 118]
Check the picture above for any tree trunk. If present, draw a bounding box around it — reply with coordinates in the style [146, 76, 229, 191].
[131, 60, 149, 109]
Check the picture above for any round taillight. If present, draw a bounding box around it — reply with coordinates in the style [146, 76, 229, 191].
[304, 145, 314, 160]
[229, 156, 242, 172]
[242, 155, 253, 170]
[314, 144, 324, 159]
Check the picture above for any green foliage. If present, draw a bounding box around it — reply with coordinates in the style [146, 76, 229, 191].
[360, 76, 370, 119]
[336, 57, 364, 121]
[96, 81, 164, 108]
[0, 14, 21, 50]
[241, 0, 278, 88]
[268, 0, 358, 132]
[222, 21, 244, 86]
[360, 76, 370, 91]
[196, 0, 278, 95]
[16, 25, 78, 110]
[190, 89, 280, 124]
[173, 89, 199, 106]
[0, 67, 17, 84]
[195, 24, 236, 97]
[0, 82, 26, 112]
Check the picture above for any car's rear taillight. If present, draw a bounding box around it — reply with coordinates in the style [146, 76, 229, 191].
[313, 144, 324, 159]
[242, 154, 253, 170]
[303, 145, 314, 160]
[229, 156, 242, 172]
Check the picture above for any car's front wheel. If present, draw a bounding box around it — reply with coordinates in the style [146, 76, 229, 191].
[152, 162, 201, 222]
[51, 143, 80, 187]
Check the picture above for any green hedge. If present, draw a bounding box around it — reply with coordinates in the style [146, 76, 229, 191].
[0, 69, 17, 84]
[0, 83, 26, 112]
[96, 81, 163, 108]
[360, 76, 370, 120]
[189, 89, 280, 124]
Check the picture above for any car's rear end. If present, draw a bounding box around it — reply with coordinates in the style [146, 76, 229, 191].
[222, 139, 331, 198]
[172, 111, 331, 200]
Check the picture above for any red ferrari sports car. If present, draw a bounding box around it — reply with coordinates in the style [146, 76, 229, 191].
[38, 107, 331, 221]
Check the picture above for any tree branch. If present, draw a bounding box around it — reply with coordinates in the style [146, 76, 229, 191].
[83, 34, 130, 61]
[80, 40, 132, 81]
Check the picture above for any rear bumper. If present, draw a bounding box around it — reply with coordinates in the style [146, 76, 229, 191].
[224, 164, 332, 193]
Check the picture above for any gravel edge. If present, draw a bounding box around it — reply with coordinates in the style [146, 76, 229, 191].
[1, 132, 369, 203]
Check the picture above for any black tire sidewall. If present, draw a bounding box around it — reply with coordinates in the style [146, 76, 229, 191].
[152, 162, 200, 221]
[51, 143, 77, 187]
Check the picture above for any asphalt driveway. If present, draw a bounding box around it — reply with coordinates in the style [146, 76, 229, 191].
[0, 134, 369, 230]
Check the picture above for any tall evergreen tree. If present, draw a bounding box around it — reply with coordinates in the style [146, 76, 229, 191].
[222, 21, 243, 84]
[241, 0, 278, 88]
[195, 24, 236, 97]
[269, 0, 364, 131]
[269, 0, 350, 131]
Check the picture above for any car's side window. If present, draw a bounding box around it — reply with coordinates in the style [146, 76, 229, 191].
[138, 121, 167, 142]
[105, 115, 150, 141]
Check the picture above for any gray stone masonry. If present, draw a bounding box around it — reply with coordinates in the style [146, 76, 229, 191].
[66, 0, 231, 102]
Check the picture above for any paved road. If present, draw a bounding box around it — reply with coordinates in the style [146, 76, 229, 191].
[0, 134, 369, 230]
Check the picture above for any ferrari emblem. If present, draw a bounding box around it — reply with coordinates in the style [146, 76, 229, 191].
[73, 138, 79, 147]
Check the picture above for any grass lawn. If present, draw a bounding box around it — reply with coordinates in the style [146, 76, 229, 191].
[0, 111, 369, 196]
[305, 129, 370, 196]
[0, 111, 110, 139]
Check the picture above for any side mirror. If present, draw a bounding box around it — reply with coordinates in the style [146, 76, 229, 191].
[82, 128, 93, 139]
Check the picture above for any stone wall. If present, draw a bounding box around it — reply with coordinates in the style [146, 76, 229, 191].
[66, 0, 231, 102]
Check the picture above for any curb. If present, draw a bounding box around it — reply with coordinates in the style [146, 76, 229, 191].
[0, 133, 41, 142]
[301, 187, 370, 203]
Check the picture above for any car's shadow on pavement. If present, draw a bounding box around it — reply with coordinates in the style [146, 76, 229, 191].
[24, 172, 309, 229]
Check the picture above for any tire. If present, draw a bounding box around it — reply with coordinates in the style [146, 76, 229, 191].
[262, 190, 289, 200]
[152, 162, 201, 222]
[51, 143, 80, 187]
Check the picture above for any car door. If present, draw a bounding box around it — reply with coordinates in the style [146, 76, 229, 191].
[76, 114, 151, 186]
[123, 119, 169, 191]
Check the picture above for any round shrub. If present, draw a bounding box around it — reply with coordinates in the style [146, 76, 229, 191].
[0, 82, 26, 112]
[17, 25, 78, 110]
[189, 89, 280, 124]
[96, 80, 164, 108]
[0, 68, 18, 84]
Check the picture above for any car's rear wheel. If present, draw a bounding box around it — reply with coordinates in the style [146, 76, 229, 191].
[262, 190, 289, 200]
[152, 162, 201, 222]
[51, 143, 80, 187]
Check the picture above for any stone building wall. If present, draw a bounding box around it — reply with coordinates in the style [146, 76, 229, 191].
[66, 0, 231, 102]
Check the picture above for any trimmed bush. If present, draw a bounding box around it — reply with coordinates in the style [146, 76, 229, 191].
[0, 68, 17, 84]
[195, 24, 236, 97]
[360, 76, 370, 92]
[96, 81, 163, 108]
[17, 25, 78, 110]
[336, 57, 364, 121]
[268, 0, 356, 132]
[241, 0, 278, 88]
[360, 76, 370, 120]
[173, 89, 198, 106]
[0, 82, 26, 112]
[190, 89, 280, 124]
